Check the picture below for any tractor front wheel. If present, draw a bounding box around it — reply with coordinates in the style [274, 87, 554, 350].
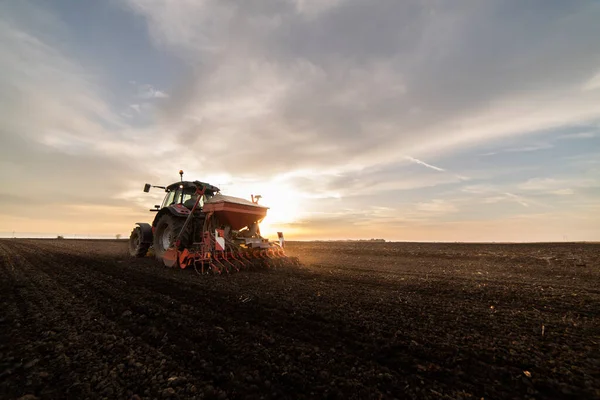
[129, 226, 150, 257]
[153, 214, 185, 260]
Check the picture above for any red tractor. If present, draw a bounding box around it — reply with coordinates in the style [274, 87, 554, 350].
[128, 171, 298, 273]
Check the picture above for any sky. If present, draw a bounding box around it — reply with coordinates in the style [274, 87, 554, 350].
[1, 0, 599, 242]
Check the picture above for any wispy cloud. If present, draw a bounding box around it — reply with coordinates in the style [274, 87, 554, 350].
[517, 177, 596, 191]
[481, 143, 554, 156]
[551, 188, 574, 195]
[582, 69, 600, 91]
[133, 82, 169, 99]
[415, 199, 458, 214]
[462, 185, 533, 208]
[557, 131, 597, 140]
[518, 178, 560, 191]
[138, 84, 169, 99]
[502, 192, 529, 207]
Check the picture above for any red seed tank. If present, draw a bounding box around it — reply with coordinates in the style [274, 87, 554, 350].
[203, 194, 268, 230]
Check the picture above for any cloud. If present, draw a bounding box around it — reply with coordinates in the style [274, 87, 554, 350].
[517, 178, 559, 191]
[502, 192, 529, 207]
[122, 0, 600, 177]
[461, 185, 532, 208]
[136, 83, 169, 99]
[482, 128, 598, 155]
[291, 0, 348, 16]
[582, 69, 600, 91]
[415, 199, 458, 214]
[551, 189, 574, 195]
[0, 3, 172, 234]
[481, 142, 554, 156]
[274, 158, 470, 203]
[557, 131, 597, 140]
[517, 177, 596, 191]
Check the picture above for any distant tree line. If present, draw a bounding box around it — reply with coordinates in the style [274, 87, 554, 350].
[315, 238, 386, 242]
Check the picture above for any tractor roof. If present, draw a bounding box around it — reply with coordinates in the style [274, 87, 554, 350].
[165, 180, 220, 194]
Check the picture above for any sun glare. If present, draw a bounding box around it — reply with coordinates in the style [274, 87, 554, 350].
[258, 184, 302, 237]
[188, 174, 305, 239]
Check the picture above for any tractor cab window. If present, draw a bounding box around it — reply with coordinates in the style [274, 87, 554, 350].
[181, 192, 192, 203]
[181, 191, 204, 209]
[162, 188, 205, 209]
[162, 190, 177, 208]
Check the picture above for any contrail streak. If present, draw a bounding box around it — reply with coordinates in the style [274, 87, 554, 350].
[405, 156, 445, 172]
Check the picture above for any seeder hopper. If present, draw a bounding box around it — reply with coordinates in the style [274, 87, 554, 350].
[128, 171, 299, 273]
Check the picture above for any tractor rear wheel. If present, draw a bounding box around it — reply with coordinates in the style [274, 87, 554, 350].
[153, 214, 186, 260]
[129, 226, 150, 257]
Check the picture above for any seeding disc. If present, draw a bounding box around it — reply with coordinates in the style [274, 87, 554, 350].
[162, 248, 179, 268]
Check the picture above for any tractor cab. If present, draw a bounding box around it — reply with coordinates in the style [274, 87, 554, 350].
[161, 181, 215, 210]
[144, 175, 220, 212]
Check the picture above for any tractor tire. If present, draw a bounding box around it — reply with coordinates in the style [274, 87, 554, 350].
[129, 226, 150, 257]
[153, 214, 187, 260]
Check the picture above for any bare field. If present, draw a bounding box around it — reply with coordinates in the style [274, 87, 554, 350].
[1, 239, 599, 399]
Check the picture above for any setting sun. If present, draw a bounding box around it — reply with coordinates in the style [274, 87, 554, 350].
[241, 183, 303, 239]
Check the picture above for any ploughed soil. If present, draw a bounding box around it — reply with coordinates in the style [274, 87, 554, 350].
[1, 240, 599, 400]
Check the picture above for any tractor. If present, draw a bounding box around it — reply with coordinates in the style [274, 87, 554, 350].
[128, 171, 298, 273]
